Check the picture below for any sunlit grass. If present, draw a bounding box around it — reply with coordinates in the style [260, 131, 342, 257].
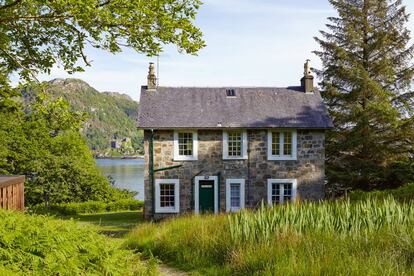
[125, 198, 414, 275]
[64, 210, 143, 238]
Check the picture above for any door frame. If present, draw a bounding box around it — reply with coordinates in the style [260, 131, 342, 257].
[194, 175, 218, 214]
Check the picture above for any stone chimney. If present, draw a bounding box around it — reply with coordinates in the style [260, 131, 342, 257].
[147, 62, 157, 90]
[301, 59, 314, 93]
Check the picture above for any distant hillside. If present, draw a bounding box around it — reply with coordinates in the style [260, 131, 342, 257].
[38, 78, 142, 155]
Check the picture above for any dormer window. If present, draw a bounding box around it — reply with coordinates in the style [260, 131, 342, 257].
[174, 130, 198, 161]
[267, 130, 297, 160]
[226, 89, 236, 97]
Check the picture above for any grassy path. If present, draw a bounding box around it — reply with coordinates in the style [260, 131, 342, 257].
[66, 210, 143, 237]
[61, 210, 188, 275]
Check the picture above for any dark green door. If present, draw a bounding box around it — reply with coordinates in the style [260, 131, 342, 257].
[199, 180, 214, 213]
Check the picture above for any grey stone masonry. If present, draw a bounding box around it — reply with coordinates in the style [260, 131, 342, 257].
[143, 129, 325, 220]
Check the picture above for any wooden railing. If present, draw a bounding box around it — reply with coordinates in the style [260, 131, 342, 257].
[0, 176, 25, 211]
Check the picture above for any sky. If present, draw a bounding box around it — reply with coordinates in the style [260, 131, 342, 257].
[37, 0, 414, 101]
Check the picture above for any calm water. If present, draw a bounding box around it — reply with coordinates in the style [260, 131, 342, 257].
[95, 159, 144, 200]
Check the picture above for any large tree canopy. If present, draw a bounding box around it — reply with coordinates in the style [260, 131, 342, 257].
[315, 0, 414, 190]
[0, 0, 205, 80]
[0, 0, 205, 205]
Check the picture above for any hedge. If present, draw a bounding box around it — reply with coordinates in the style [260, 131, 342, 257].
[32, 199, 144, 216]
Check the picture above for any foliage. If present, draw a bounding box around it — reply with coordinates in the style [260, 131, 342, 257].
[350, 182, 414, 201]
[32, 199, 144, 216]
[0, 0, 204, 206]
[0, 87, 134, 206]
[0, 209, 156, 275]
[0, 0, 205, 81]
[314, 0, 414, 190]
[126, 199, 414, 275]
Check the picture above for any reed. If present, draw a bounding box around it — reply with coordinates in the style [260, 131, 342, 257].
[125, 197, 414, 275]
[229, 197, 414, 244]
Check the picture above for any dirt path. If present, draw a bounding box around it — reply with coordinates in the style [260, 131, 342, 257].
[158, 264, 188, 276]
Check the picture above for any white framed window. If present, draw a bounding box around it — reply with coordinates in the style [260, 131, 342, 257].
[174, 130, 198, 161]
[267, 179, 297, 205]
[267, 130, 297, 160]
[226, 179, 245, 212]
[223, 130, 247, 160]
[155, 179, 180, 213]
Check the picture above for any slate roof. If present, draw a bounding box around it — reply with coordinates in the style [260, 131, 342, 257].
[137, 86, 333, 129]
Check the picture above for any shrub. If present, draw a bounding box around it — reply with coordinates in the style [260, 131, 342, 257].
[0, 209, 155, 275]
[125, 198, 414, 275]
[350, 183, 414, 202]
[31, 199, 144, 216]
[107, 199, 144, 212]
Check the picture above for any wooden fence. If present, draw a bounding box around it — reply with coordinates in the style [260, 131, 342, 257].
[0, 176, 25, 211]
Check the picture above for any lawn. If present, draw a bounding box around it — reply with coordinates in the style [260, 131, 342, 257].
[63, 210, 143, 238]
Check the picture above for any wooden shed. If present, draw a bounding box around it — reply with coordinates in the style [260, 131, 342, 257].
[0, 176, 25, 211]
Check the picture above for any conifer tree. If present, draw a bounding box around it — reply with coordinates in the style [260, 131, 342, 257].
[314, 0, 414, 190]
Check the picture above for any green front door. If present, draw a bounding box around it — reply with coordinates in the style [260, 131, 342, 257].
[199, 180, 214, 213]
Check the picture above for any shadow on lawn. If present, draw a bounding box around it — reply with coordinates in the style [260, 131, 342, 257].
[63, 211, 144, 238]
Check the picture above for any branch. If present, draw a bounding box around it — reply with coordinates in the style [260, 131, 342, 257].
[0, 0, 21, 10]
[0, 48, 41, 84]
[96, 0, 111, 8]
[0, 13, 70, 24]
[64, 23, 91, 66]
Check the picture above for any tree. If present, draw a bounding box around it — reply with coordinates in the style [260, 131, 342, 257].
[0, 0, 205, 81]
[0, 0, 204, 205]
[314, 0, 414, 190]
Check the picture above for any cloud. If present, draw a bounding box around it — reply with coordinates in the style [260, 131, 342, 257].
[205, 0, 334, 15]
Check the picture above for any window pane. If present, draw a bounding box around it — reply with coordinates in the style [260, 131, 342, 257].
[160, 183, 175, 207]
[271, 183, 280, 204]
[283, 183, 292, 202]
[178, 132, 193, 156]
[228, 131, 242, 156]
[272, 132, 280, 155]
[284, 132, 292, 156]
[230, 183, 241, 208]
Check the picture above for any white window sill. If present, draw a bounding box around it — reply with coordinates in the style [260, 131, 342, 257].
[155, 207, 179, 213]
[173, 156, 198, 161]
[268, 155, 297, 161]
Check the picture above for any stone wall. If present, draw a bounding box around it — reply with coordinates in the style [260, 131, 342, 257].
[143, 129, 325, 220]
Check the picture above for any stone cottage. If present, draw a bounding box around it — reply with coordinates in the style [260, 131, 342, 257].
[137, 61, 333, 220]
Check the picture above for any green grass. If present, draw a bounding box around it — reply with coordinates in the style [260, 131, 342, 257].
[125, 198, 414, 275]
[0, 209, 155, 275]
[66, 210, 143, 237]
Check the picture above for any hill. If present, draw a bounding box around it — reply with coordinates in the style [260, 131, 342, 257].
[43, 78, 142, 156]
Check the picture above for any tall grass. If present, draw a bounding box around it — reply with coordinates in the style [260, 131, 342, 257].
[125, 198, 414, 275]
[229, 198, 414, 243]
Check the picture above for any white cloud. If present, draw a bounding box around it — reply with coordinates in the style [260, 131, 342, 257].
[205, 0, 334, 15]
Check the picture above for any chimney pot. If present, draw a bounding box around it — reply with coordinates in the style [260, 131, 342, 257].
[147, 62, 157, 90]
[301, 59, 314, 93]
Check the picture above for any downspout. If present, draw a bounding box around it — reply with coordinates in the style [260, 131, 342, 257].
[149, 129, 155, 219]
[247, 130, 251, 208]
[149, 129, 183, 220]
[217, 171, 221, 213]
